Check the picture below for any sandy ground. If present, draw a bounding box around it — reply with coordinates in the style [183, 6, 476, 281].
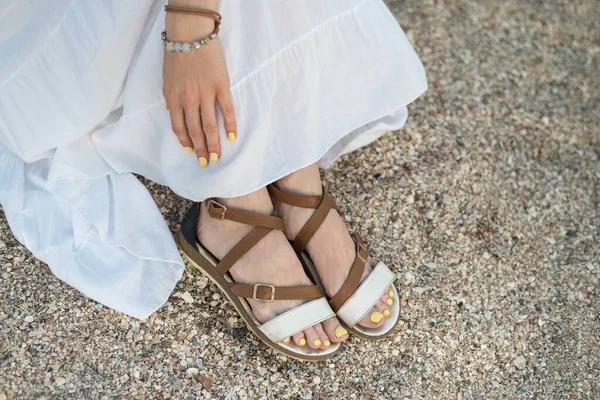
[1, 0, 599, 399]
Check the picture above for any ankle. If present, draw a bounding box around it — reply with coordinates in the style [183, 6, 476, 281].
[275, 164, 323, 197]
[213, 187, 274, 215]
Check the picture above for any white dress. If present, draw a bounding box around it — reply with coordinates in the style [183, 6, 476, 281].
[0, 0, 427, 319]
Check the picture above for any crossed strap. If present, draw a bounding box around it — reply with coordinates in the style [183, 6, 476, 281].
[267, 185, 368, 312]
[204, 199, 322, 302]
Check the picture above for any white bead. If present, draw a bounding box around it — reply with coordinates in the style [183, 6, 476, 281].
[174, 43, 182, 52]
[193, 42, 201, 49]
[166, 42, 174, 52]
[209, 33, 217, 40]
[182, 43, 191, 52]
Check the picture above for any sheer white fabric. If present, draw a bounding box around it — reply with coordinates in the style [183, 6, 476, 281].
[0, 0, 427, 319]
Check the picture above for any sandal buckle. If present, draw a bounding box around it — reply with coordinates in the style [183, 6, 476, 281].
[253, 284, 275, 302]
[207, 199, 227, 220]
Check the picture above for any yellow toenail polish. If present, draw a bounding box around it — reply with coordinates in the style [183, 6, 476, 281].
[389, 290, 394, 298]
[334, 326, 348, 338]
[383, 309, 390, 317]
[313, 339, 321, 347]
[387, 298, 393, 306]
[299, 338, 306, 346]
[227, 132, 236, 142]
[324, 340, 331, 347]
[282, 337, 290, 344]
[198, 157, 208, 167]
[184, 146, 193, 153]
[210, 152, 219, 163]
[370, 311, 384, 323]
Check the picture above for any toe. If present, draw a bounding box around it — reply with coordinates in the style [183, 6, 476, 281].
[321, 317, 348, 343]
[375, 299, 391, 317]
[292, 331, 306, 347]
[303, 326, 322, 349]
[322, 317, 349, 343]
[357, 307, 385, 329]
[313, 323, 330, 349]
[380, 286, 394, 306]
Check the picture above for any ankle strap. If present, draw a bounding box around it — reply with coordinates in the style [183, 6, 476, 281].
[199, 199, 324, 302]
[267, 185, 323, 209]
[267, 185, 340, 255]
[205, 199, 283, 230]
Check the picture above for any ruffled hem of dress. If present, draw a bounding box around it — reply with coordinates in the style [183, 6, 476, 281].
[90, 0, 428, 201]
[0, 143, 184, 320]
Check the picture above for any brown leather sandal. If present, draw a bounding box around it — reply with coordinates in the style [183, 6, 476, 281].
[267, 185, 400, 340]
[177, 200, 341, 361]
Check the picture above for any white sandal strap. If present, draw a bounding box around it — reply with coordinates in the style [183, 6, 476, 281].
[258, 297, 335, 343]
[336, 261, 394, 327]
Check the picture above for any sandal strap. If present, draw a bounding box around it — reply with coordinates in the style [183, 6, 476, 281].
[206, 198, 284, 230]
[336, 261, 394, 327]
[258, 298, 335, 343]
[267, 185, 323, 209]
[229, 282, 322, 301]
[329, 233, 369, 312]
[201, 199, 324, 301]
[216, 226, 271, 275]
[267, 185, 339, 255]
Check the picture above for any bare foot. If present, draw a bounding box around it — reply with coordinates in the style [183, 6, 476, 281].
[273, 164, 395, 329]
[196, 187, 349, 348]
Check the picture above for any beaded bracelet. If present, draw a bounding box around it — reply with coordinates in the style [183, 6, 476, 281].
[162, 6, 222, 53]
[161, 30, 218, 53]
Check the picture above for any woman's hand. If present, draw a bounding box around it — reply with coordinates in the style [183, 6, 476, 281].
[163, 1, 236, 166]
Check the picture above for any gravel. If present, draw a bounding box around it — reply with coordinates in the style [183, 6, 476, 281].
[1, 0, 599, 399]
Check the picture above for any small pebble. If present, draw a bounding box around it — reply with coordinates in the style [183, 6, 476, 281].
[513, 356, 526, 370]
[181, 292, 194, 304]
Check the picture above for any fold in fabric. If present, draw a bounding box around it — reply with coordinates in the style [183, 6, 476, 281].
[0, 0, 427, 319]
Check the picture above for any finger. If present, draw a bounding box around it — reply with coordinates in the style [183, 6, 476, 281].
[168, 105, 194, 153]
[201, 97, 220, 163]
[217, 88, 238, 143]
[184, 103, 209, 166]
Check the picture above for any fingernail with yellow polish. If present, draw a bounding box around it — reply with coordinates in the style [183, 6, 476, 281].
[370, 311, 384, 323]
[164, 101, 168, 110]
[282, 337, 290, 344]
[383, 309, 390, 317]
[299, 338, 306, 346]
[389, 290, 394, 298]
[387, 298, 393, 306]
[324, 340, 331, 347]
[199, 157, 208, 167]
[184, 146, 193, 153]
[228, 132, 236, 142]
[210, 152, 219, 163]
[313, 339, 321, 347]
[334, 326, 348, 338]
